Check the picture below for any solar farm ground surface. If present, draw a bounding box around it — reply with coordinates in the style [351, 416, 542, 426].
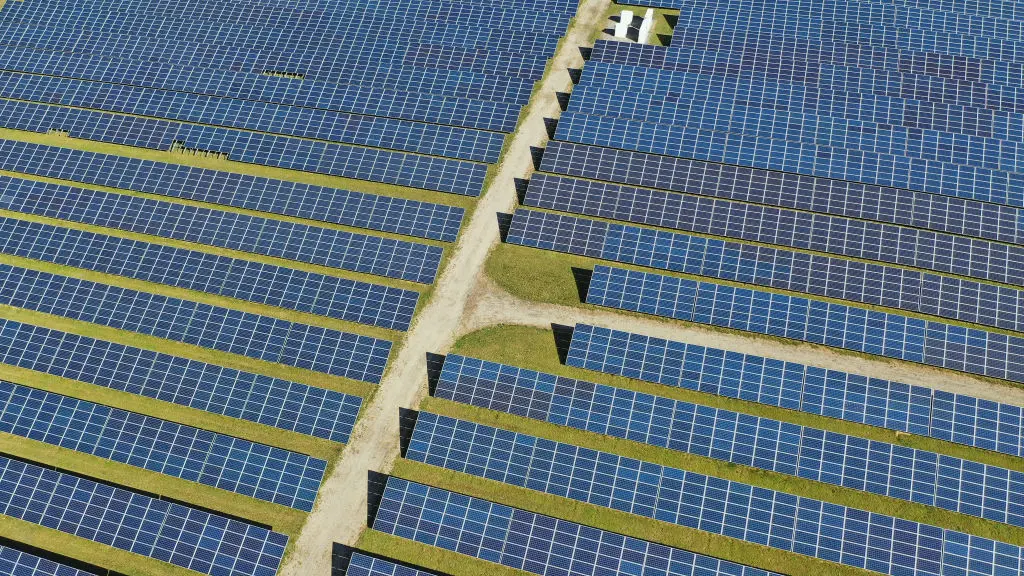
[1, 0, 1024, 576]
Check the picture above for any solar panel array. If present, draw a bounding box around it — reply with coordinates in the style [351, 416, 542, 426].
[0, 263, 392, 382]
[0, 0, 583, 569]
[344, 553, 439, 576]
[0, 71, 507, 162]
[374, 476, 782, 576]
[0, 316, 363, 443]
[586, 265, 1024, 384]
[0, 455, 287, 576]
[0, 218, 419, 331]
[507, 208, 1024, 332]
[0, 139, 465, 242]
[403, 413, 1024, 576]
[0, 380, 326, 511]
[564, 324, 1024, 458]
[0, 545, 96, 576]
[429, 362, 1024, 526]
[0, 176, 443, 285]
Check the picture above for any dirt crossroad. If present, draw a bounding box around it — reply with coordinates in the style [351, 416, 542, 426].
[277, 1, 611, 572]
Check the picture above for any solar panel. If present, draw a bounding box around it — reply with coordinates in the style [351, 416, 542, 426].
[0, 317, 362, 443]
[575, 50, 1024, 133]
[506, 207, 1023, 330]
[564, 323, 1024, 458]
[0, 99, 488, 196]
[0, 176, 442, 285]
[344, 553, 438, 576]
[405, 412, 1024, 576]
[539, 140, 1024, 216]
[0, 139, 465, 243]
[0, 381, 326, 511]
[0, 47, 523, 132]
[430, 359, 1024, 525]
[0, 263, 392, 382]
[586, 265, 1024, 383]
[0, 545, 96, 576]
[554, 110, 1022, 209]
[0, 71, 507, 163]
[374, 476, 783, 576]
[0, 217, 420, 331]
[0, 455, 287, 576]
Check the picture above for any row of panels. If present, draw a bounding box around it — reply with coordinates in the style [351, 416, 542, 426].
[0, 139, 466, 243]
[0, 98, 488, 196]
[0, 217, 421, 331]
[0, 380, 325, 511]
[586, 264, 1024, 384]
[0, 263, 392, 382]
[0, 175, 444, 285]
[566, 323, 1024, 458]
[429, 358, 1024, 526]
[508, 206, 1024, 332]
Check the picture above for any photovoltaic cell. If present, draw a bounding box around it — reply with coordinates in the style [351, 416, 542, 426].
[506, 206, 1024, 331]
[0, 176, 443, 285]
[374, 476, 782, 576]
[585, 265, 1024, 384]
[344, 553, 438, 576]
[406, 413, 1024, 576]
[0, 139, 465, 242]
[0, 545, 95, 576]
[0, 217, 420, 331]
[0, 317, 362, 443]
[431, 359, 1024, 526]
[0, 455, 287, 576]
[0, 381, 326, 511]
[563, 324, 1024, 458]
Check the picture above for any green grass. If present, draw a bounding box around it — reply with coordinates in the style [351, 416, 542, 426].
[451, 325, 1024, 473]
[388, 461, 878, 576]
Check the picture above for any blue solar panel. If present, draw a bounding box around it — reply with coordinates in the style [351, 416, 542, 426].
[0, 217, 419, 331]
[344, 553, 438, 576]
[0, 48, 522, 132]
[0, 72, 506, 163]
[0, 317, 362, 443]
[0, 139, 465, 243]
[506, 206, 1024, 331]
[0, 99, 488, 196]
[539, 139, 1024, 217]
[374, 476, 782, 576]
[0, 455, 287, 576]
[586, 265, 1024, 384]
[565, 323, 1024, 458]
[406, 412, 1024, 576]
[431, 357, 1024, 526]
[392, 439, 1024, 576]
[0, 381, 326, 511]
[0, 263, 392, 382]
[0, 176, 443, 285]
[0, 545, 96, 576]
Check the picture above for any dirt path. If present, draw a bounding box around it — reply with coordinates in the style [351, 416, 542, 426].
[457, 276, 1024, 407]
[277, 1, 610, 573]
